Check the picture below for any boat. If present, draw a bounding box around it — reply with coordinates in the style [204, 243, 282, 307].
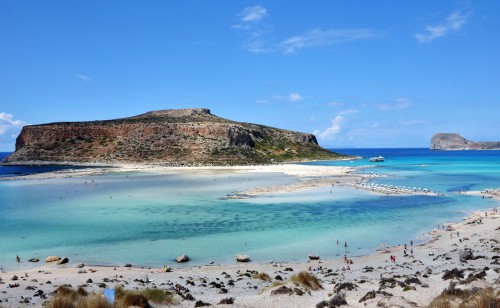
[369, 156, 384, 162]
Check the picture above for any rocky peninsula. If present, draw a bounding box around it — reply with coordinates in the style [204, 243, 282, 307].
[1, 108, 344, 166]
[430, 133, 500, 150]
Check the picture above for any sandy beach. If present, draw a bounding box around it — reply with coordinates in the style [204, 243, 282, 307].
[0, 207, 498, 307]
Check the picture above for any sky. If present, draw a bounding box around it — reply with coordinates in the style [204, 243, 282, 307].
[1, 1, 499, 151]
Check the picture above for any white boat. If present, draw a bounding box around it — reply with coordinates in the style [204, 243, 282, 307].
[369, 156, 384, 162]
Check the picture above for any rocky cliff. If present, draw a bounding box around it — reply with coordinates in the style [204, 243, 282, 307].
[430, 133, 500, 150]
[2, 108, 345, 165]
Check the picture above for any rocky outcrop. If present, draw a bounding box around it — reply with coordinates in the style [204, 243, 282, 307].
[430, 133, 500, 150]
[235, 254, 250, 262]
[2, 108, 344, 165]
[176, 255, 190, 263]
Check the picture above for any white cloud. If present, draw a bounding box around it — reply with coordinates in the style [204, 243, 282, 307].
[415, 11, 471, 43]
[326, 101, 344, 107]
[313, 108, 360, 140]
[280, 28, 381, 54]
[255, 99, 269, 104]
[313, 115, 345, 140]
[233, 6, 273, 53]
[339, 109, 358, 115]
[0, 112, 26, 136]
[75, 74, 91, 81]
[233, 6, 381, 54]
[376, 97, 412, 111]
[273, 92, 306, 102]
[240, 6, 267, 23]
[288, 92, 304, 102]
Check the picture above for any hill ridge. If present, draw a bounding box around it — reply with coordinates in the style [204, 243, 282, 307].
[2, 108, 345, 165]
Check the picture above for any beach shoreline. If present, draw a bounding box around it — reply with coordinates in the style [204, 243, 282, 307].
[1, 208, 498, 307]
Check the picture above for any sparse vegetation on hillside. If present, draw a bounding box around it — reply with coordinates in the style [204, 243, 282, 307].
[2, 108, 349, 165]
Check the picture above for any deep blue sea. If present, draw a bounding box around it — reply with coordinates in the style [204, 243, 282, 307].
[0, 148, 498, 270]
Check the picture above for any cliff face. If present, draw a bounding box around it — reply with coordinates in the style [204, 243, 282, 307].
[430, 133, 500, 150]
[3, 108, 343, 165]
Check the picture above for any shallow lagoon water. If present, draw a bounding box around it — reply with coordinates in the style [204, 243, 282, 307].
[0, 149, 499, 270]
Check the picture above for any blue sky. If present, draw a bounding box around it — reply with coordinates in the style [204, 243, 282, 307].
[1, 1, 499, 151]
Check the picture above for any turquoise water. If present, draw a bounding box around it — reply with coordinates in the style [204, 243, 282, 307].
[0, 149, 498, 270]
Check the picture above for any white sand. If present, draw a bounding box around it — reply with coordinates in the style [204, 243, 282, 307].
[1, 208, 498, 307]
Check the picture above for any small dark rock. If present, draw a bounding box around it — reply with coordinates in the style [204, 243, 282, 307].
[271, 286, 293, 295]
[218, 297, 234, 305]
[442, 268, 464, 280]
[194, 300, 211, 307]
[404, 277, 422, 285]
[334, 282, 358, 292]
[459, 249, 474, 262]
[274, 275, 283, 281]
[184, 293, 195, 301]
[359, 290, 377, 303]
[124, 263, 132, 268]
[284, 267, 294, 271]
[28, 258, 39, 263]
[293, 288, 304, 296]
[86, 278, 93, 283]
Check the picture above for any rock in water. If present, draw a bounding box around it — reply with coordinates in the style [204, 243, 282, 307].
[28, 258, 39, 263]
[45, 256, 61, 262]
[176, 255, 190, 263]
[308, 255, 320, 260]
[57, 257, 69, 265]
[430, 133, 500, 150]
[235, 254, 250, 262]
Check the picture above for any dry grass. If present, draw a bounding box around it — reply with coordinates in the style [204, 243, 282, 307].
[113, 286, 176, 306]
[428, 295, 456, 308]
[47, 287, 112, 308]
[459, 287, 500, 308]
[252, 272, 272, 282]
[75, 294, 112, 308]
[47, 296, 76, 308]
[289, 271, 323, 291]
[429, 286, 500, 308]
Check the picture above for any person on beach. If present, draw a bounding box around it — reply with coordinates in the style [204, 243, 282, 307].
[15, 255, 20, 263]
[344, 241, 348, 248]
[404, 244, 407, 250]
[410, 240, 413, 246]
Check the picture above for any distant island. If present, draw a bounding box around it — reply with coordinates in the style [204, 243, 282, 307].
[2, 108, 345, 165]
[430, 133, 500, 150]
